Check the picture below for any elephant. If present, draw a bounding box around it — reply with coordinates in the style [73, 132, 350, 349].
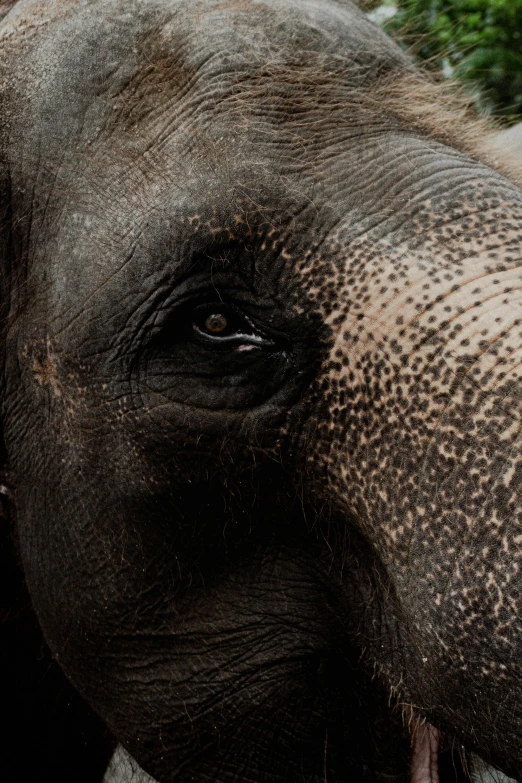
[2, 0, 522, 781]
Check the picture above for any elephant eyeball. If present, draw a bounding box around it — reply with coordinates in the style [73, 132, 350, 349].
[204, 313, 228, 334]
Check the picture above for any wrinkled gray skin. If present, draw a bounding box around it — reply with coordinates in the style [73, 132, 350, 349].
[3, 1, 522, 781]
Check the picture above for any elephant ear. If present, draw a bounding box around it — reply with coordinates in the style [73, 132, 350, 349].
[0, 1, 19, 22]
[488, 123, 522, 186]
[0, 1, 17, 24]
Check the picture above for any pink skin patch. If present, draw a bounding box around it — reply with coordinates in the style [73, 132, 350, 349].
[411, 724, 440, 783]
[236, 343, 261, 352]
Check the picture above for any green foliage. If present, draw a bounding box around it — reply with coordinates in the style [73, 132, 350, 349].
[383, 0, 522, 119]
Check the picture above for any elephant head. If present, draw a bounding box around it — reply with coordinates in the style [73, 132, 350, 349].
[2, 1, 522, 781]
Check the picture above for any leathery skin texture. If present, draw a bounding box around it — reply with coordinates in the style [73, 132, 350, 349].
[1, 0, 522, 781]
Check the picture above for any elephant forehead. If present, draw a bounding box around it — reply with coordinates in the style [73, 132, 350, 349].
[1, 0, 485, 259]
[1, 0, 409, 163]
[2, 0, 401, 69]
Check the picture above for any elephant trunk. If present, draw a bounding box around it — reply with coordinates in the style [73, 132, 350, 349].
[297, 142, 522, 774]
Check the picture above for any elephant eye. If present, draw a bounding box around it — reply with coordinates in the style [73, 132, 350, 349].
[203, 313, 229, 335]
[192, 303, 272, 349]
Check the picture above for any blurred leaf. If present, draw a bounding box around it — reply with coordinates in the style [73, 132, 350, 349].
[381, 0, 522, 119]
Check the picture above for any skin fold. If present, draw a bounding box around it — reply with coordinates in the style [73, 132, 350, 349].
[1, 0, 522, 781]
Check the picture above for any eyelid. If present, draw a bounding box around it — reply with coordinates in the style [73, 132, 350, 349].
[193, 324, 273, 346]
